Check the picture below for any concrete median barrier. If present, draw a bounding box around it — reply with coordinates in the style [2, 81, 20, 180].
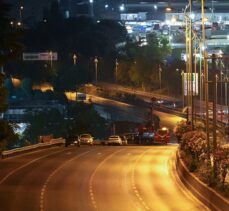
[176, 150, 229, 210]
[1, 138, 65, 159]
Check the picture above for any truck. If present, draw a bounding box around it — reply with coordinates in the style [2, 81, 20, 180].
[137, 122, 155, 145]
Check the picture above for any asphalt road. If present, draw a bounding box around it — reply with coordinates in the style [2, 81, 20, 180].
[0, 145, 208, 211]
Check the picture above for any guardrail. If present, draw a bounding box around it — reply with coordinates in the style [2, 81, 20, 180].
[1, 138, 65, 159]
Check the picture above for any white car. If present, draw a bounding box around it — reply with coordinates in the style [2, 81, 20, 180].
[79, 134, 94, 145]
[107, 135, 122, 145]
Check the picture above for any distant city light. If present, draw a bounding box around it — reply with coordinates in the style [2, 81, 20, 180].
[89, 0, 93, 3]
[190, 13, 195, 20]
[120, 4, 125, 11]
[165, 7, 172, 12]
[105, 4, 109, 9]
[154, 5, 158, 10]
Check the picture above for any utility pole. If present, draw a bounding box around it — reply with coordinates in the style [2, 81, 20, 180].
[189, 0, 194, 130]
[115, 58, 118, 83]
[94, 56, 98, 84]
[212, 53, 219, 178]
[202, 0, 210, 159]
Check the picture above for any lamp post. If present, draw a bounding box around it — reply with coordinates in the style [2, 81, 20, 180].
[73, 53, 77, 65]
[115, 58, 119, 83]
[19, 5, 23, 21]
[225, 76, 228, 108]
[89, 0, 94, 17]
[176, 68, 185, 108]
[94, 56, 98, 84]
[215, 74, 219, 114]
[181, 70, 185, 108]
[49, 51, 53, 68]
[159, 65, 162, 92]
[202, 0, 210, 158]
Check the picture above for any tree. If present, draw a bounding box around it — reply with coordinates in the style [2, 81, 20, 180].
[23, 108, 67, 143]
[0, 1, 23, 66]
[67, 103, 108, 138]
[0, 1, 22, 151]
[127, 33, 171, 90]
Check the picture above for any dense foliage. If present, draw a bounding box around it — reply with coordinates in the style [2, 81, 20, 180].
[175, 120, 229, 196]
[23, 103, 109, 143]
[0, 1, 22, 151]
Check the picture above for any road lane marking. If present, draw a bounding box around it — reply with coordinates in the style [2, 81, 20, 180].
[89, 148, 125, 211]
[0, 148, 70, 185]
[39, 150, 90, 211]
[131, 149, 151, 211]
[171, 152, 211, 211]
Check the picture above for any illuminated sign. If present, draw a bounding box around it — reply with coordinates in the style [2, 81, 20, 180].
[23, 52, 58, 61]
[184, 73, 198, 96]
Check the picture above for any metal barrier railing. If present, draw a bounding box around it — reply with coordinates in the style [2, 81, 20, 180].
[1, 138, 65, 159]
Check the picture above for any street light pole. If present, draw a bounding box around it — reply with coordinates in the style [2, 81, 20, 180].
[189, 0, 194, 129]
[94, 56, 98, 84]
[159, 65, 162, 92]
[181, 70, 185, 108]
[202, 0, 210, 158]
[115, 58, 118, 83]
[89, 0, 94, 17]
[73, 53, 77, 65]
[49, 51, 53, 68]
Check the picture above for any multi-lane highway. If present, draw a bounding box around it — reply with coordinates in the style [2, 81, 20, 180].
[0, 145, 208, 211]
[0, 93, 210, 211]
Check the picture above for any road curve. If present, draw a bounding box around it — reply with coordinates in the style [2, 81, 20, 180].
[0, 145, 209, 211]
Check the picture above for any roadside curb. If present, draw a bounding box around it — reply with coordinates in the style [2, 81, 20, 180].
[175, 150, 229, 211]
[1, 138, 65, 159]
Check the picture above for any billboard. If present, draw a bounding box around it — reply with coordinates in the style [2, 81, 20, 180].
[23, 52, 58, 61]
[184, 73, 198, 96]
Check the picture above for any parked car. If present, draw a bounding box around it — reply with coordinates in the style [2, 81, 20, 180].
[65, 134, 80, 147]
[79, 134, 94, 145]
[106, 135, 122, 145]
[154, 127, 170, 144]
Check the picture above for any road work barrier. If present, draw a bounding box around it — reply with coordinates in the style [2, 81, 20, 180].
[176, 150, 229, 210]
[1, 138, 65, 159]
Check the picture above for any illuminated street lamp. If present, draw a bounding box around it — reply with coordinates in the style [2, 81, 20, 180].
[165, 7, 172, 12]
[94, 56, 98, 84]
[73, 53, 77, 65]
[89, 0, 94, 17]
[115, 59, 119, 83]
[225, 76, 228, 107]
[19, 5, 24, 21]
[177, 69, 185, 108]
[119, 4, 125, 12]
[49, 51, 53, 68]
[159, 65, 162, 92]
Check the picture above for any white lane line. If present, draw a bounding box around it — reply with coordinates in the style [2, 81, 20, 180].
[0, 148, 69, 185]
[39, 150, 90, 211]
[131, 149, 151, 211]
[89, 148, 125, 211]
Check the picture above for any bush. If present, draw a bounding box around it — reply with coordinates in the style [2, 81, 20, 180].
[173, 120, 192, 143]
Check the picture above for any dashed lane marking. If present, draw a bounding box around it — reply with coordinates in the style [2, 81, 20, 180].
[39, 151, 90, 211]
